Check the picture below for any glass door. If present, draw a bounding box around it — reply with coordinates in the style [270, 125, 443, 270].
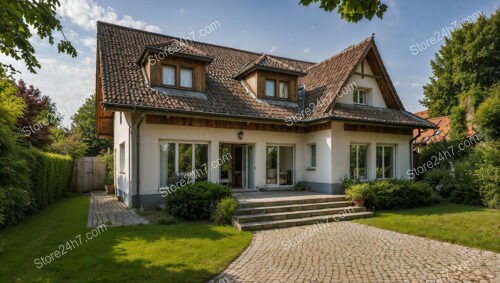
[242, 145, 255, 189]
[266, 145, 294, 186]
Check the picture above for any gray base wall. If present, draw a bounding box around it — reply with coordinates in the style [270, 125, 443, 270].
[302, 182, 344, 194]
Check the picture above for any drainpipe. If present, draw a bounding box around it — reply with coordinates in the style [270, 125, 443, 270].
[409, 128, 422, 176]
[133, 112, 145, 209]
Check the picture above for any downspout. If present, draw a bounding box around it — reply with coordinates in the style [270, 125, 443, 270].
[409, 128, 422, 176]
[134, 112, 145, 209]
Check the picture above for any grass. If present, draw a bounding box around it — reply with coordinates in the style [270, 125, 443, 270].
[354, 202, 500, 252]
[0, 196, 252, 282]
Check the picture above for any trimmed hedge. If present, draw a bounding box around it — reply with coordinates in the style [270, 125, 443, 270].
[165, 181, 232, 220]
[364, 179, 436, 210]
[0, 149, 73, 227]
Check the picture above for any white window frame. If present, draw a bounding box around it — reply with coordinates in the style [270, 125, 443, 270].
[376, 145, 396, 179]
[119, 142, 125, 174]
[350, 144, 368, 180]
[159, 141, 209, 187]
[308, 143, 316, 169]
[353, 89, 368, 105]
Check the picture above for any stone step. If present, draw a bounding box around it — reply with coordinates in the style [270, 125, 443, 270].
[237, 195, 347, 209]
[235, 206, 365, 223]
[235, 211, 374, 231]
[234, 201, 353, 215]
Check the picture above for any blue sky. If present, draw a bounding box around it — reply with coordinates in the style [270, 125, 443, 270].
[4, 0, 499, 126]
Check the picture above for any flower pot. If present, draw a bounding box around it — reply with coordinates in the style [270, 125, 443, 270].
[105, 184, 115, 194]
[353, 198, 365, 207]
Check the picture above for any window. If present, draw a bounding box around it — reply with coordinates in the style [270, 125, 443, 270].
[279, 81, 289, 99]
[119, 143, 125, 173]
[350, 144, 368, 180]
[162, 65, 175, 86]
[119, 112, 122, 125]
[159, 142, 209, 187]
[376, 145, 395, 179]
[309, 144, 316, 168]
[353, 89, 367, 104]
[180, 68, 193, 88]
[265, 80, 275, 97]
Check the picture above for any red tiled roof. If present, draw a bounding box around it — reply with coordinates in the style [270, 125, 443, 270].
[234, 54, 306, 78]
[96, 22, 434, 128]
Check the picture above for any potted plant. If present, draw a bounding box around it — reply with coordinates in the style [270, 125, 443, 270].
[100, 151, 115, 194]
[104, 174, 115, 194]
[345, 183, 370, 207]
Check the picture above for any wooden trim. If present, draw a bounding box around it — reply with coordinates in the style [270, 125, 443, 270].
[353, 72, 381, 79]
[146, 114, 331, 134]
[344, 123, 412, 135]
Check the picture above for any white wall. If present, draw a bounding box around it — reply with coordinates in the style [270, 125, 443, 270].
[331, 122, 412, 183]
[113, 112, 132, 206]
[301, 129, 332, 184]
[336, 61, 387, 108]
[139, 123, 308, 195]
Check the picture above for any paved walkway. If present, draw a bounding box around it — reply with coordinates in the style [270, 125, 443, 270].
[212, 222, 500, 283]
[87, 192, 149, 227]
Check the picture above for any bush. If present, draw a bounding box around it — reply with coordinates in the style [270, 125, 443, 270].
[474, 141, 500, 208]
[99, 151, 114, 186]
[0, 187, 32, 227]
[211, 197, 238, 225]
[345, 183, 370, 200]
[157, 214, 178, 225]
[474, 85, 500, 141]
[165, 181, 231, 220]
[294, 182, 308, 191]
[365, 179, 435, 210]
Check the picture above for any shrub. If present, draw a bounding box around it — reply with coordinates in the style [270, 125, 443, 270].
[365, 179, 435, 210]
[99, 151, 114, 186]
[294, 182, 308, 191]
[474, 141, 500, 208]
[474, 86, 500, 141]
[345, 183, 370, 200]
[0, 187, 32, 227]
[211, 197, 238, 225]
[423, 167, 456, 197]
[157, 214, 178, 225]
[165, 181, 231, 220]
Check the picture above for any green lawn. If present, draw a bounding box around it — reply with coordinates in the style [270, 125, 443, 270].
[0, 196, 252, 282]
[354, 202, 500, 252]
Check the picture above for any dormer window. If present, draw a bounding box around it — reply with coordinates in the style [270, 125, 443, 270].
[265, 80, 275, 97]
[180, 68, 193, 88]
[162, 65, 175, 86]
[353, 89, 367, 104]
[279, 81, 289, 99]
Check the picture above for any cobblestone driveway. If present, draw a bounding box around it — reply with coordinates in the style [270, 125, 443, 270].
[87, 192, 148, 227]
[213, 222, 500, 283]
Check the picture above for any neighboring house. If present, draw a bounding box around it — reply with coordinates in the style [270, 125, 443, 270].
[413, 110, 451, 146]
[95, 22, 435, 209]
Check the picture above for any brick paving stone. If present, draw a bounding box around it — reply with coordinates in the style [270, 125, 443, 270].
[211, 222, 500, 283]
[87, 192, 148, 227]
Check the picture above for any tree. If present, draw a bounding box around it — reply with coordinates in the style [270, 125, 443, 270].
[71, 94, 112, 156]
[421, 9, 500, 117]
[15, 80, 53, 148]
[0, 0, 77, 74]
[299, 0, 387, 22]
[474, 85, 500, 141]
[46, 127, 87, 159]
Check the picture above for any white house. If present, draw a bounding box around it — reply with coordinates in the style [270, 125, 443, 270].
[95, 22, 435, 209]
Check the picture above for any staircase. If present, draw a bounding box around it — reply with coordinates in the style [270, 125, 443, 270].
[232, 193, 373, 231]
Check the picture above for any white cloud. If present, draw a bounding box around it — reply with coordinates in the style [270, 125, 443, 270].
[58, 0, 161, 32]
[411, 82, 422, 87]
[179, 8, 188, 14]
[80, 37, 97, 52]
[268, 45, 277, 53]
[394, 81, 401, 86]
[303, 48, 310, 53]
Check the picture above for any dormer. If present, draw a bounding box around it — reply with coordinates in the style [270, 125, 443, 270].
[234, 54, 306, 102]
[137, 39, 213, 92]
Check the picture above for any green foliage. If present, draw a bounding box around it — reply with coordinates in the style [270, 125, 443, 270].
[211, 197, 238, 225]
[46, 127, 87, 159]
[100, 151, 114, 185]
[71, 94, 112, 156]
[421, 9, 500, 117]
[449, 106, 468, 141]
[157, 215, 178, 225]
[0, 0, 77, 73]
[0, 187, 32, 227]
[473, 141, 500, 208]
[293, 181, 309, 191]
[474, 85, 500, 141]
[365, 179, 435, 210]
[345, 183, 370, 200]
[299, 0, 387, 22]
[165, 182, 232, 220]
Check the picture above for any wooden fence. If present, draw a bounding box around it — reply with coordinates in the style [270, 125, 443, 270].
[72, 157, 106, 192]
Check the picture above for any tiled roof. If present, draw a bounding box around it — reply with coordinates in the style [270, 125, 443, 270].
[332, 103, 437, 128]
[142, 39, 212, 62]
[96, 22, 434, 128]
[413, 110, 473, 144]
[234, 54, 306, 78]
